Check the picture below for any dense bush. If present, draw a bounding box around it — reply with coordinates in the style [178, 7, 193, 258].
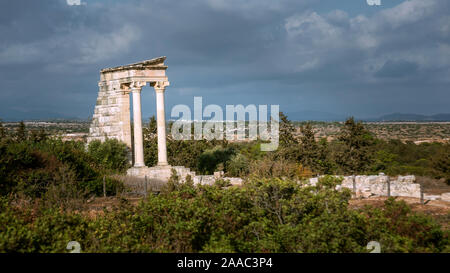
[226, 153, 250, 177]
[197, 146, 235, 174]
[0, 176, 447, 253]
[370, 139, 450, 182]
[87, 139, 130, 172]
[144, 130, 234, 174]
[0, 136, 125, 198]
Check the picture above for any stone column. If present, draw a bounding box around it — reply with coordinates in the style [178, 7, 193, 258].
[153, 81, 170, 166]
[131, 82, 146, 167]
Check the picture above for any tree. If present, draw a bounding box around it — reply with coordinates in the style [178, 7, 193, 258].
[335, 117, 375, 174]
[433, 145, 450, 184]
[227, 153, 250, 177]
[197, 146, 235, 174]
[274, 112, 300, 161]
[0, 119, 6, 140]
[16, 121, 27, 142]
[143, 115, 157, 141]
[297, 123, 333, 174]
[148, 116, 157, 135]
[29, 128, 47, 143]
[279, 112, 297, 147]
[298, 123, 319, 170]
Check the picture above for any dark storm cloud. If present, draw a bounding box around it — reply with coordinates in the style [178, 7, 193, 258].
[0, 0, 449, 120]
[375, 60, 418, 78]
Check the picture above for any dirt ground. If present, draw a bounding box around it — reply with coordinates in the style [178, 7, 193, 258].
[349, 196, 450, 229]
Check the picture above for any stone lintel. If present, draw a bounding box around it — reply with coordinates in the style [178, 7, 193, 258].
[98, 77, 169, 88]
[100, 56, 167, 73]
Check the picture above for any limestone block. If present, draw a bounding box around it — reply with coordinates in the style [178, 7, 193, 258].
[341, 176, 354, 188]
[390, 182, 421, 198]
[424, 194, 441, 201]
[396, 175, 416, 183]
[370, 182, 388, 196]
[441, 193, 450, 202]
[360, 188, 373, 198]
[214, 171, 224, 179]
[224, 177, 243, 186]
[194, 175, 216, 185]
[308, 177, 318, 186]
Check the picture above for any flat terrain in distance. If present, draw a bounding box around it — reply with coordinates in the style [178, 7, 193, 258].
[3, 120, 90, 140]
[294, 121, 450, 144]
[3, 120, 450, 144]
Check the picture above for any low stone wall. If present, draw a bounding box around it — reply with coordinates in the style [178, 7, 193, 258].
[127, 166, 244, 186]
[309, 174, 450, 202]
[441, 193, 450, 202]
[127, 168, 448, 202]
[339, 175, 421, 198]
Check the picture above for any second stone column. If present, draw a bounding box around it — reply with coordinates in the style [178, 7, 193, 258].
[131, 82, 145, 167]
[153, 81, 170, 166]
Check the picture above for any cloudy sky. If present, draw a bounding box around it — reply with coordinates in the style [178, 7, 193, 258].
[0, 0, 449, 120]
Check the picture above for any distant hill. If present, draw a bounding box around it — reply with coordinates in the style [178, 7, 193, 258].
[285, 111, 347, 122]
[368, 113, 450, 122]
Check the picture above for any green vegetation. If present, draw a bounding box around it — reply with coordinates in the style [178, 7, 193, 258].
[0, 177, 447, 253]
[87, 139, 129, 173]
[0, 124, 127, 200]
[0, 118, 449, 253]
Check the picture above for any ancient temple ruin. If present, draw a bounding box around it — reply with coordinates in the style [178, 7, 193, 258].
[87, 57, 242, 184]
[87, 56, 169, 164]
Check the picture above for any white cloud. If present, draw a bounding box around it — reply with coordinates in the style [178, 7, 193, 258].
[283, 0, 450, 82]
[66, 0, 87, 6]
[0, 24, 141, 66]
[285, 12, 343, 44]
[67, 0, 81, 6]
[377, 0, 437, 28]
[204, 0, 283, 12]
[72, 25, 141, 64]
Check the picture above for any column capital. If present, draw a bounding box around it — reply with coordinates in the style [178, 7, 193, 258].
[130, 81, 147, 92]
[121, 81, 147, 93]
[152, 81, 170, 92]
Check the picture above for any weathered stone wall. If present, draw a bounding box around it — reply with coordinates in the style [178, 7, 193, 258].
[308, 174, 428, 199]
[340, 175, 421, 198]
[87, 81, 132, 148]
[127, 165, 245, 186]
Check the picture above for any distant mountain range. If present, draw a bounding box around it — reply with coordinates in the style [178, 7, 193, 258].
[367, 113, 450, 122]
[284, 111, 347, 122]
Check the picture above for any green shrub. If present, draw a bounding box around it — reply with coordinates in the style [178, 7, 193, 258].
[2, 176, 446, 253]
[197, 146, 235, 174]
[87, 139, 129, 172]
[226, 153, 250, 177]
